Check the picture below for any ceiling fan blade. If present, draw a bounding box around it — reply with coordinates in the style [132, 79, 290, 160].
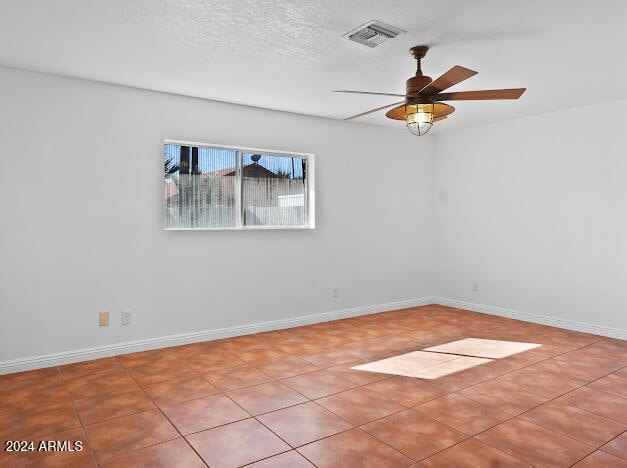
[417, 65, 478, 96]
[343, 101, 406, 120]
[433, 115, 447, 122]
[435, 88, 526, 101]
[333, 90, 406, 97]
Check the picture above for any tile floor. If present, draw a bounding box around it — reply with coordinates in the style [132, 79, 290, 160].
[0, 304, 625, 467]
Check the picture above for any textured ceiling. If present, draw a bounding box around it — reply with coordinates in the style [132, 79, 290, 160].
[1, 0, 627, 133]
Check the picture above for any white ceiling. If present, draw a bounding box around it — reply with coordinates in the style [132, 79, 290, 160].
[2, 0, 627, 133]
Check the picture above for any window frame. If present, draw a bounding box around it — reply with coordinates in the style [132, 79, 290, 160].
[164, 139, 315, 231]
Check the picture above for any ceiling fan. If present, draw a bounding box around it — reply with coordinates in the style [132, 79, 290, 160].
[334, 45, 526, 135]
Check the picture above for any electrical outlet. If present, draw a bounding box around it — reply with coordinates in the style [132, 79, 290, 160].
[121, 309, 132, 326]
[332, 288, 339, 298]
[473, 282, 479, 292]
[99, 311, 109, 326]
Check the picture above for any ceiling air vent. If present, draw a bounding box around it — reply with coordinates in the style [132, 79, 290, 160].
[344, 20, 406, 48]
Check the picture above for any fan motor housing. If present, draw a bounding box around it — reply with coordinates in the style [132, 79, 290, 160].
[406, 75, 433, 94]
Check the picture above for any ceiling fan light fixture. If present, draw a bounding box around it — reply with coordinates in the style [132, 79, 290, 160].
[336, 44, 526, 134]
[405, 103, 434, 136]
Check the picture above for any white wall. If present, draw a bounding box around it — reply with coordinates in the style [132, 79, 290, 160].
[434, 100, 627, 333]
[0, 67, 435, 363]
[4, 65, 624, 368]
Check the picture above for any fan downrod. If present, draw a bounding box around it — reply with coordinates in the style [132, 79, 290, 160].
[406, 45, 432, 95]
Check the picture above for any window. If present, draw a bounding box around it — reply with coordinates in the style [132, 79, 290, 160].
[164, 140, 314, 230]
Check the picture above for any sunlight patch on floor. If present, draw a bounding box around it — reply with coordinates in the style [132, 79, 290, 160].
[424, 338, 541, 359]
[352, 339, 541, 379]
[351, 351, 492, 379]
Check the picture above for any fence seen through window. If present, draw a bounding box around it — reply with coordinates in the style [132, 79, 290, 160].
[164, 142, 314, 229]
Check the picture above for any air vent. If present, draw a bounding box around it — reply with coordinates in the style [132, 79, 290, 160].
[343, 20, 406, 48]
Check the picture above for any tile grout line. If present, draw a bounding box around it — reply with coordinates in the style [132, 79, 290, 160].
[80, 355, 208, 466]
[235, 355, 477, 463]
[58, 364, 101, 468]
[568, 428, 627, 467]
[121, 348, 324, 465]
[172, 349, 412, 463]
[180, 363, 341, 464]
[64, 358, 181, 465]
[427, 362, 627, 465]
[215, 366, 364, 462]
[123, 355, 216, 467]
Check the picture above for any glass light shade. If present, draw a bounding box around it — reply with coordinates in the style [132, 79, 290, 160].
[406, 103, 434, 136]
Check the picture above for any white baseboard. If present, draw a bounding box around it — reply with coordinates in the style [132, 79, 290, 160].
[0, 297, 435, 375]
[435, 297, 627, 341]
[5, 296, 622, 375]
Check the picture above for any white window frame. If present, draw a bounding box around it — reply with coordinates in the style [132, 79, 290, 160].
[164, 139, 315, 230]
